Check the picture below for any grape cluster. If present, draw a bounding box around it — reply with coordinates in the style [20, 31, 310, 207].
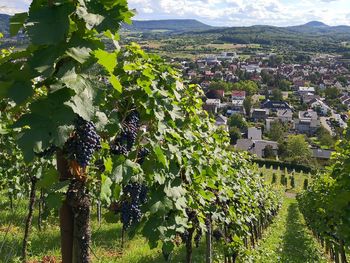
[120, 182, 148, 229]
[213, 228, 224, 241]
[36, 146, 58, 158]
[65, 116, 101, 167]
[110, 111, 140, 156]
[137, 148, 150, 164]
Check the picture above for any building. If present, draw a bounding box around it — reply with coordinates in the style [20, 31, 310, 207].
[236, 139, 278, 158]
[312, 148, 334, 160]
[232, 90, 246, 101]
[204, 99, 221, 113]
[277, 109, 293, 123]
[215, 115, 229, 131]
[295, 110, 320, 135]
[248, 127, 262, 140]
[298, 86, 315, 95]
[252, 109, 269, 121]
[309, 98, 331, 116]
[261, 100, 292, 111]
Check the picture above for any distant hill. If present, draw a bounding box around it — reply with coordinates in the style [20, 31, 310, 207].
[0, 14, 10, 35]
[303, 21, 329, 27]
[191, 21, 350, 52]
[124, 19, 213, 32]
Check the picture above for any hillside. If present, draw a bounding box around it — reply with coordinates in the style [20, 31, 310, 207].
[0, 14, 10, 35]
[124, 19, 213, 32]
[189, 21, 350, 52]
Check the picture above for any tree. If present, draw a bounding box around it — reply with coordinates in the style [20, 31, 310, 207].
[232, 80, 259, 96]
[229, 114, 248, 131]
[277, 79, 291, 91]
[209, 81, 230, 91]
[272, 173, 277, 184]
[286, 135, 312, 164]
[271, 89, 283, 101]
[269, 121, 285, 142]
[316, 126, 335, 148]
[229, 127, 242, 145]
[264, 145, 276, 159]
[303, 178, 309, 190]
[290, 176, 295, 188]
[243, 96, 252, 116]
[325, 87, 340, 100]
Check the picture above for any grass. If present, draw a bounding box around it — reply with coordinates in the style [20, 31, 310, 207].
[250, 197, 329, 263]
[0, 168, 327, 263]
[0, 193, 210, 263]
[260, 166, 312, 193]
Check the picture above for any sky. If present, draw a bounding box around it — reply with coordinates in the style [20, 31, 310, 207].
[0, 0, 350, 27]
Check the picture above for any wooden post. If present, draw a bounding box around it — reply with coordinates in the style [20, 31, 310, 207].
[57, 151, 74, 263]
[22, 177, 37, 262]
[205, 216, 212, 263]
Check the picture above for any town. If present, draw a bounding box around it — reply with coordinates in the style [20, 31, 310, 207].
[179, 51, 350, 169]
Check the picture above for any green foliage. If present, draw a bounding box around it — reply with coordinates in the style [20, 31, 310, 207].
[268, 121, 285, 142]
[271, 173, 277, 184]
[229, 127, 242, 145]
[271, 89, 283, 101]
[229, 114, 248, 131]
[290, 176, 295, 189]
[232, 80, 258, 96]
[303, 178, 309, 190]
[316, 126, 335, 148]
[285, 135, 312, 164]
[298, 123, 350, 251]
[243, 96, 252, 116]
[0, 1, 280, 260]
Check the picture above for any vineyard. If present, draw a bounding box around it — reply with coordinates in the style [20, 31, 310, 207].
[0, 1, 349, 263]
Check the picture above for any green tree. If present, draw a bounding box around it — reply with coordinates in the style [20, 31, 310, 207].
[243, 96, 252, 116]
[229, 114, 248, 131]
[286, 135, 312, 164]
[325, 87, 340, 100]
[271, 89, 283, 101]
[232, 80, 259, 96]
[303, 178, 309, 190]
[290, 176, 295, 188]
[269, 121, 285, 142]
[272, 173, 277, 184]
[316, 126, 335, 148]
[209, 81, 230, 91]
[229, 127, 242, 145]
[264, 145, 276, 159]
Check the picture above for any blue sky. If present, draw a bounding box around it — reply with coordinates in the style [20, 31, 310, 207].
[1, 0, 349, 27]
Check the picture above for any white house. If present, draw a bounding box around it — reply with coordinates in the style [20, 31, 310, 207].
[298, 87, 315, 95]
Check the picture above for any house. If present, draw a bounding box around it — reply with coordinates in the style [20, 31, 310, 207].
[261, 100, 292, 111]
[251, 109, 269, 121]
[232, 90, 246, 101]
[301, 93, 320, 104]
[231, 100, 245, 114]
[215, 115, 229, 131]
[295, 110, 320, 135]
[309, 98, 331, 116]
[204, 99, 221, 113]
[298, 87, 315, 95]
[312, 148, 334, 160]
[277, 109, 293, 123]
[236, 139, 278, 158]
[248, 127, 262, 140]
